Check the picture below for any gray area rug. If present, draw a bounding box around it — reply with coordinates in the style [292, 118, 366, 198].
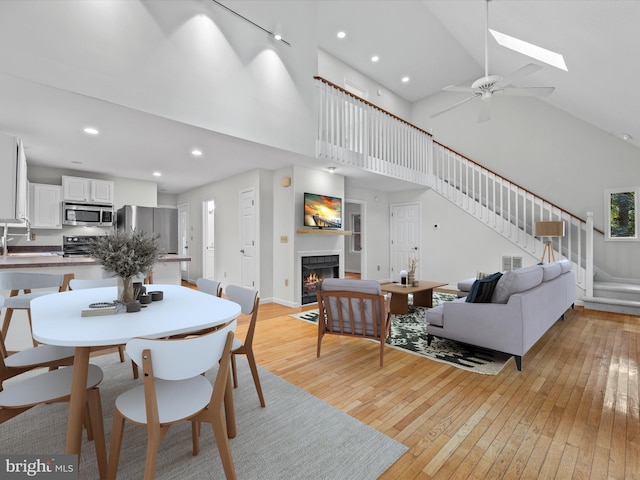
[1, 355, 407, 479]
[294, 292, 512, 375]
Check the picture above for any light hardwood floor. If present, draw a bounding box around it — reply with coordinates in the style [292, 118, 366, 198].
[233, 302, 639, 479]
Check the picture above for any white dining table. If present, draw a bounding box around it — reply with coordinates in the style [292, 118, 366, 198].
[30, 284, 241, 478]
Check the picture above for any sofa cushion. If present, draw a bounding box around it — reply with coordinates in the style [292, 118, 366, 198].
[558, 259, 572, 273]
[491, 264, 544, 304]
[457, 277, 476, 292]
[426, 304, 444, 327]
[465, 272, 502, 303]
[541, 262, 562, 282]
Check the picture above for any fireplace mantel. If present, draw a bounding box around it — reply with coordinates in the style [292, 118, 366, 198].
[296, 228, 352, 235]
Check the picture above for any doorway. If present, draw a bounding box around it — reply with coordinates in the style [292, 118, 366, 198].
[202, 199, 215, 280]
[345, 199, 365, 280]
[390, 203, 421, 282]
[239, 188, 257, 289]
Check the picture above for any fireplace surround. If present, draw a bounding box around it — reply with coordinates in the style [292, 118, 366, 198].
[301, 254, 339, 305]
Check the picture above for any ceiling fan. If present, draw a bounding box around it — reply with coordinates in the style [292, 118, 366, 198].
[431, 0, 555, 122]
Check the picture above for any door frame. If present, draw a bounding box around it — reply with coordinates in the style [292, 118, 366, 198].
[201, 199, 215, 280]
[345, 198, 366, 280]
[177, 203, 189, 282]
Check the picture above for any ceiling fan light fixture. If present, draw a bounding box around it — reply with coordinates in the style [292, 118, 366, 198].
[489, 29, 568, 71]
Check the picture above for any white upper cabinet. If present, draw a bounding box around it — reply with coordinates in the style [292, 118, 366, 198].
[29, 183, 62, 229]
[62, 175, 114, 205]
[0, 134, 28, 223]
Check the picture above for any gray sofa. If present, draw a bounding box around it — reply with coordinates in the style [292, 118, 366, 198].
[425, 260, 575, 370]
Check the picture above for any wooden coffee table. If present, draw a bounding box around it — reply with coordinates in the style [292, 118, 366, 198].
[381, 281, 448, 314]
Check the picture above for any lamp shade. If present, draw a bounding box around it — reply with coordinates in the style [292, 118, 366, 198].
[535, 221, 565, 237]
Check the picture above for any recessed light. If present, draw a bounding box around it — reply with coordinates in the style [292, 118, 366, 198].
[622, 133, 633, 141]
[401, 77, 410, 83]
[337, 31, 346, 39]
[153, 171, 162, 177]
[371, 55, 379, 63]
[489, 29, 568, 71]
[327, 167, 336, 173]
[83, 127, 99, 135]
[191, 149, 203, 157]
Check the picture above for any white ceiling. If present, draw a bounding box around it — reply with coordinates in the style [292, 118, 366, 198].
[0, 1, 638, 195]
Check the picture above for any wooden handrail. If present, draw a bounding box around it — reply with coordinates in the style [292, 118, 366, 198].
[314, 76, 432, 137]
[315, 76, 603, 236]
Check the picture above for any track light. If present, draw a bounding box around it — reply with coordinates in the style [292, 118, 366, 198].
[211, 1, 291, 46]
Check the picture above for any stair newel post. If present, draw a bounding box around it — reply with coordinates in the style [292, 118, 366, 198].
[586, 211, 594, 297]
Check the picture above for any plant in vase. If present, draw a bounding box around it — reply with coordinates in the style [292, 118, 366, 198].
[407, 255, 419, 287]
[88, 230, 162, 305]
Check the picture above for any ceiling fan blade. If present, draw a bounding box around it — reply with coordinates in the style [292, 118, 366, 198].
[478, 98, 491, 123]
[430, 94, 481, 118]
[496, 63, 543, 87]
[443, 85, 476, 93]
[501, 86, 555, 97]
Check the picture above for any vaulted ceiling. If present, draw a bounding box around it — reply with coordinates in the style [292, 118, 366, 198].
[0, 1, 637, 194]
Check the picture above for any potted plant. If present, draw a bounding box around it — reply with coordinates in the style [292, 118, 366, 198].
[89, 230, 162, 304]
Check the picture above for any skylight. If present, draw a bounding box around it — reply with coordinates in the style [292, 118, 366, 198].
[489, 29, 568, 71]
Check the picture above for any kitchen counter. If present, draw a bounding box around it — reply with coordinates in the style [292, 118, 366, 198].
[0, 254, 191, 269]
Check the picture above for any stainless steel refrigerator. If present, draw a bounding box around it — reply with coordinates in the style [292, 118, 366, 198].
[116, 205, 178, 254]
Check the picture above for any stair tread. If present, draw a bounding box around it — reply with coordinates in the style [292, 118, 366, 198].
[593, 282, 640, 293]
[582, 296, 640, 307]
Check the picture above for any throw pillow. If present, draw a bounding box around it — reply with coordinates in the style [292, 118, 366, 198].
[465, 272, 503, 303]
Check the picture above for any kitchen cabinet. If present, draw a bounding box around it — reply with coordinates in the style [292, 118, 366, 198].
[29, 183, 62, 229]
[0, 134, 28, 223]
[62, 176, 114, 204]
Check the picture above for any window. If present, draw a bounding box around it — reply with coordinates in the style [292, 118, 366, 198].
[605, 187, 638, 241]
[350, 213, 362, 253]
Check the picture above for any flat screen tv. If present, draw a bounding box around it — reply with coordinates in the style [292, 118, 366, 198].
[304, 192, 342, 229]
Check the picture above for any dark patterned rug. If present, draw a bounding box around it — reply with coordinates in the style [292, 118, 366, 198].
[291, 292, 512, 375]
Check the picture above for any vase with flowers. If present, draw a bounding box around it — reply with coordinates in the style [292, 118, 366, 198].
[89, 231, 162, 305]
[407, 254, 419, 287]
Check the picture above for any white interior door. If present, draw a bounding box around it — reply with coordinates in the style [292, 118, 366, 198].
[240, 189, 256, 289]
[390, 203, 421, 282]
[177, 203, 189, 281]
[203, 200, 215, 280]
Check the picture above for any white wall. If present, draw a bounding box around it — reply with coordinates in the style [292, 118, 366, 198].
[0, 1, 319, 160]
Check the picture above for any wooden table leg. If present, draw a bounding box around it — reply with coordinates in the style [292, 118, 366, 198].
[66, 347, 90, 457]
[412, 289, 434, 308]
[224, 367, 236, 439]
[388, 293, 409, 315]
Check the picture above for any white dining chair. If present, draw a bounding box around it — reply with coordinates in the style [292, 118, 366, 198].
[0, 272, 73, 348]
[0, 296, 75, 391]
[0, 363, 108, 477]
[225, 284, 265, 407]
[106, 320, 237, 480]
[196, 278, 223, 297]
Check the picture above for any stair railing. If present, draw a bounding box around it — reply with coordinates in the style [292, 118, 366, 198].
[315, 76, 596, 288]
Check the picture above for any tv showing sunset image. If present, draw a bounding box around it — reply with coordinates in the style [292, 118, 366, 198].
[304, 193, 342, 229]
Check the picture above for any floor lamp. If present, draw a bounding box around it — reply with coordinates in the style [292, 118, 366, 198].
[535, 221, 565, 263]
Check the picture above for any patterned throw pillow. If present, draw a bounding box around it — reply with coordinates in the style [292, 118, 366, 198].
[465, 272, 503, 303]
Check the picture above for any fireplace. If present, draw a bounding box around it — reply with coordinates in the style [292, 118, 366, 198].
[301, 255, 339, 305]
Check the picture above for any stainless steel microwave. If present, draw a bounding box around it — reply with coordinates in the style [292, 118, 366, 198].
[62, 202, 114, 226]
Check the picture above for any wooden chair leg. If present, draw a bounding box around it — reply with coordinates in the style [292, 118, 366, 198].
[106, 410, 126, 480]
[191, 421, 201, 456]
[26, 310, 38, 348]
[131, 360, 139, 380]
[86, 387, 108, 479]
[245, 350, 265, 407]
[231, 353, 238, 388]
[117, 345, 125, 363]
[143, 425, 168, 480]
[1, 308, 14, 339]
[211, 411, 236, 480]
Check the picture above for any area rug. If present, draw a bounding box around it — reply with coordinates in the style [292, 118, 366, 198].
[1, 356, 407, 479]
[292, 292, 512, 375]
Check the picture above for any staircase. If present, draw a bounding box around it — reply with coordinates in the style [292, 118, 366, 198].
[314, 76, 640, 315]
